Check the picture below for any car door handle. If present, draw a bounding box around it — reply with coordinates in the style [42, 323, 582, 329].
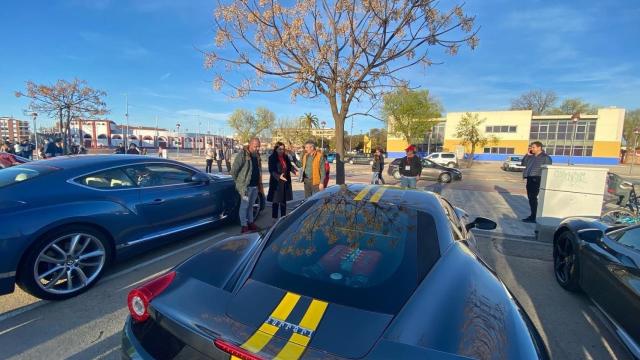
[149, 198, 165, 205]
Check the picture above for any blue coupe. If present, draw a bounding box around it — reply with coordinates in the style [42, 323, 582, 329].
[0, 155, 261, 300]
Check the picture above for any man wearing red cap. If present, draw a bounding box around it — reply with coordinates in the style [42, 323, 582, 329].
[398, 145, 422, 188]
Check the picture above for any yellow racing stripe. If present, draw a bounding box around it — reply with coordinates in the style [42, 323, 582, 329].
[369, 187, 387, 203]
[353, 185, 373, 201]
[241, 292, 301, 354]
[274, 299, 329, 360]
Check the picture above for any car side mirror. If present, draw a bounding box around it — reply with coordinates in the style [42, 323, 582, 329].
[466, 217, 497, 231]
[577, 228, 603, 244]
[190, 173, 210, 184]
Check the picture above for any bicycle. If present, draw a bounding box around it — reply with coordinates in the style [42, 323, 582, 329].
[601, 181, 640, 225]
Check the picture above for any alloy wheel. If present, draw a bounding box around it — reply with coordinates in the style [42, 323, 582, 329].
[33, 233, 106, 295]
[440, 173, 452, 183]
[554, 236, 574, 284]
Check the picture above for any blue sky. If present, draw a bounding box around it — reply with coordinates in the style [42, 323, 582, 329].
[0, 0, 638, 134]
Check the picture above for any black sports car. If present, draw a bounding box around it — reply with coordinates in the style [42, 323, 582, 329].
[553, 218, 640, 358]
[387, 158, 462, 183]
[122, 185, 548, 360]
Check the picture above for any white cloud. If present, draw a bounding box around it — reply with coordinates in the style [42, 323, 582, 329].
[175, 109, 231, 121]
[160, 72, 172, 81]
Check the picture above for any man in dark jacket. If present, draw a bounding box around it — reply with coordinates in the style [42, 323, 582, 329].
[231, 138, 262, 233]
[522, 141, 552, 223]
[399, 145, 422, 189]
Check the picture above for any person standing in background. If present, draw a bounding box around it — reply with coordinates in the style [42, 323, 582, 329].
[205, 143, 214, 173]
[398, 145, 422, 189]
[371, 148, 385, 184]
[522, 141, 552, 223]
[224, 145, 233, 172]
[215, 145, 224, 172]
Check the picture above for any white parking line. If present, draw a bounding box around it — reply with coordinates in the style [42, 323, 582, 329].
[0, 232, 228, 324]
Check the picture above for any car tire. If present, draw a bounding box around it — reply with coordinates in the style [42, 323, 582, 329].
[17, 225, 112, 300]
[553, 231, 581, 292]
[446, 162, 456, 168]
[393, 171, 401, 180]
[438, 173, 452, 183]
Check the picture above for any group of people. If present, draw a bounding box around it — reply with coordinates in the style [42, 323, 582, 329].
[114, 143, 147, 155]
[204, 144, 233, 173]
[231, 138, 328, 233]
[1, 140, 35, 159]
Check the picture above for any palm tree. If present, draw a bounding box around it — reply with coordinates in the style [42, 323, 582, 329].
[300, 113, 319, 130]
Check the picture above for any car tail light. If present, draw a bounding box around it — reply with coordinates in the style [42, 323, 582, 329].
[214, 339, 263, 360]
[127, 271, 176, 322]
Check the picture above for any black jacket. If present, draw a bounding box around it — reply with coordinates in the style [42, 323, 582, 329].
[399, 155, 422, 177]
[372, 155, 384, 173]
[523, 152, 552, 177]
[267, 152, 295, 203]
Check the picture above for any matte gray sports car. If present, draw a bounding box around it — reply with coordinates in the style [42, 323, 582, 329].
[122, 185, 548, 359]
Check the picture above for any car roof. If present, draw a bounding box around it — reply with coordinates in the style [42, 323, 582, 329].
[318, 184, 444, 214]
[28, 154, 187, 170]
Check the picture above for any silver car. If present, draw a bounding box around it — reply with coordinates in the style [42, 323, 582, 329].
[501, 155, 525, 171]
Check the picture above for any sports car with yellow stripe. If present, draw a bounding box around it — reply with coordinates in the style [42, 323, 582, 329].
[121, 184, 549, 360]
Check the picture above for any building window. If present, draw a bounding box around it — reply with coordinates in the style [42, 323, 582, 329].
[483, 147, 515, 154]
[486, 125, 517, 133]
[530, 119, 596, 157]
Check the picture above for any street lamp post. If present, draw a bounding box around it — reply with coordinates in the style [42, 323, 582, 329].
[124, 94, 129, 149]
[175, 122, 181, 159]
[630, 128, 640, 175]
[568, 113, 580, 166]
[320, 121, 326, 150]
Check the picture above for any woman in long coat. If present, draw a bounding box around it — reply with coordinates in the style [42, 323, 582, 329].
[267, 142, 297, 223]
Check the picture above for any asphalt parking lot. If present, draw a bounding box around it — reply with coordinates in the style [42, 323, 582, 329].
[0, 161, 632, 359]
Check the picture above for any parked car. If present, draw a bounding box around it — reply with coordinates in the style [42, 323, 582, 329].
[326, 152, 337, 164]
[346, 153, 374, 165]
[122, 185, 548, 360]
[501, 155, 525, 172]
[0, 155, 264, 300]
[0, 153, 30, 169]
[425, 152, 458, 168]
[387, 158, 462, 183]
[553, 218, 640, 358]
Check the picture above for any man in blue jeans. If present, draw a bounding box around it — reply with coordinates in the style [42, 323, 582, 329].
[399, 145, 422, 188]
[522, 141, 552, 223]
[231, 138, 262, 233]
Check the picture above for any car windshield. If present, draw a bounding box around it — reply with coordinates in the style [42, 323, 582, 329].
[509, 156, 522, 161]
[0, 165, 57, 188]
[251, 193, 440, 314]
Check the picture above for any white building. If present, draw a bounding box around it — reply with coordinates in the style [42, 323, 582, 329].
[68, 119, 233, 149]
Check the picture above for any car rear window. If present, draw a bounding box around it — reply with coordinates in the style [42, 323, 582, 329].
[0, 165, 57, 188]
[251, 196, 440, 314]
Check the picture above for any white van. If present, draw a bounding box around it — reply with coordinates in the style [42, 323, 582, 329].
[425, 152, 458, 168]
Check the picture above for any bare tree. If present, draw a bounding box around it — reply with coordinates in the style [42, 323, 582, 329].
[16, 79, 108, 153]
[548, 98, 598, 115]
[206, 0, 478, 184]
[510, 90, 557, 115]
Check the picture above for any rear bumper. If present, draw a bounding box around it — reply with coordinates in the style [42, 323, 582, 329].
[122, 317, 153, 360]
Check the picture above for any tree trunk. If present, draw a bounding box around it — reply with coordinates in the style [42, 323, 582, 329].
[468, 143, 476, 168]
[334, 114, 346, 184]
[64, 109, 72, 155]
